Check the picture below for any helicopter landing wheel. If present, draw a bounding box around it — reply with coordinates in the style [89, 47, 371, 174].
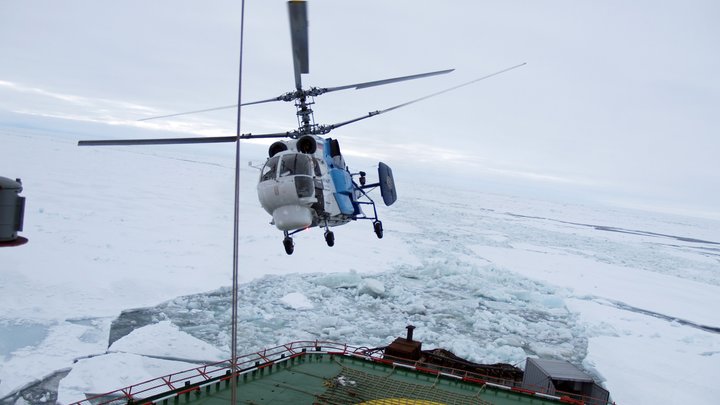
[324, 230, 335, 247]
[373, 221, 383, 239]
[283, 236, 294, 255]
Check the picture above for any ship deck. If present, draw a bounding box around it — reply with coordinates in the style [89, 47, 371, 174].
[74, 342, 584, 405]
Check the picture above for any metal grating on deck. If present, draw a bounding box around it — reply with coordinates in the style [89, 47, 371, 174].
[316, 365, 494, 405]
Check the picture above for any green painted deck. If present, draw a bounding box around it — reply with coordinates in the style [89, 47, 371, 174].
[152, 353, 562, 405]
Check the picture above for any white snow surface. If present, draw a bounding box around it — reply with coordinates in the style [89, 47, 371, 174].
[1, 128, 719, 404]
[57, 353, 198, 405]
[108, 320, 226, 362]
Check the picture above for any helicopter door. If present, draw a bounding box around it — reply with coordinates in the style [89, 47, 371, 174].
[311, 158, 325, 213]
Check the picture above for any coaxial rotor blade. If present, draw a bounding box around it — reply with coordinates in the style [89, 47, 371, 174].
[288, 0, 309, 90]
[138, 69, 455, 122]
[138, 105, 237, 122]
[137, 97, 282, 122]
[321, 69, 455, 93]
[323, 63, 527, 132]
[239, 132, 297, 139]
[78, 136, 239, 146]
[78, 132, 294, 146]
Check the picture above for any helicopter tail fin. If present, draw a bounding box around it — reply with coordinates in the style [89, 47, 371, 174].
[378, 162, 397, 206]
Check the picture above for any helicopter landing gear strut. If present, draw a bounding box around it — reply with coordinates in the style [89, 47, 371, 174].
[283, 232, 294, 255]
[324, 230, 335, 247]
[323, 221, 335, 247]
[373, 220, 383, 239]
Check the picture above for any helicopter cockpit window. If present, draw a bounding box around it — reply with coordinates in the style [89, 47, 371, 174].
[279, 154, 313, 177]
[260, 156, 280, 181]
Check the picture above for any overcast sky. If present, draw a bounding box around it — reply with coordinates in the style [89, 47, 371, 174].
[1, 0, 719, 218]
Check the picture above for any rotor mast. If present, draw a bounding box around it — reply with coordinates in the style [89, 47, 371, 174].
[295, 95, 316, 136]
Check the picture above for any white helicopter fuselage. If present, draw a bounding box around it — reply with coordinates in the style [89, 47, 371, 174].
[256, 135, 358, 232]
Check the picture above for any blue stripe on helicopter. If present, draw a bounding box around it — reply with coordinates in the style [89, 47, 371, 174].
[323, 138, 358, 216]
[330, 170, 355, 215]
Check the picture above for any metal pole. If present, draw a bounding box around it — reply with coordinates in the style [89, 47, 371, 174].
[231, 0, 246, 403]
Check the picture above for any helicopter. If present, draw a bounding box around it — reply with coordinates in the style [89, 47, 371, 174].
[256, 134, 395, 254]
[78, 1, 525, 255]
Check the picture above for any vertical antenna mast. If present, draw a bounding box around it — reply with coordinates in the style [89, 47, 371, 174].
[231, 0, 247, 403]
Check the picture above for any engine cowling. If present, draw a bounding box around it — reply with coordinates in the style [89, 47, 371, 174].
[296, 135, 317, 154]
[268, 142, 288, 157]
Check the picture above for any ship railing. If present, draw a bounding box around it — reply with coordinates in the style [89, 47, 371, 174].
[69, 340, 363, 405]
[69, 340, 614, 405]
